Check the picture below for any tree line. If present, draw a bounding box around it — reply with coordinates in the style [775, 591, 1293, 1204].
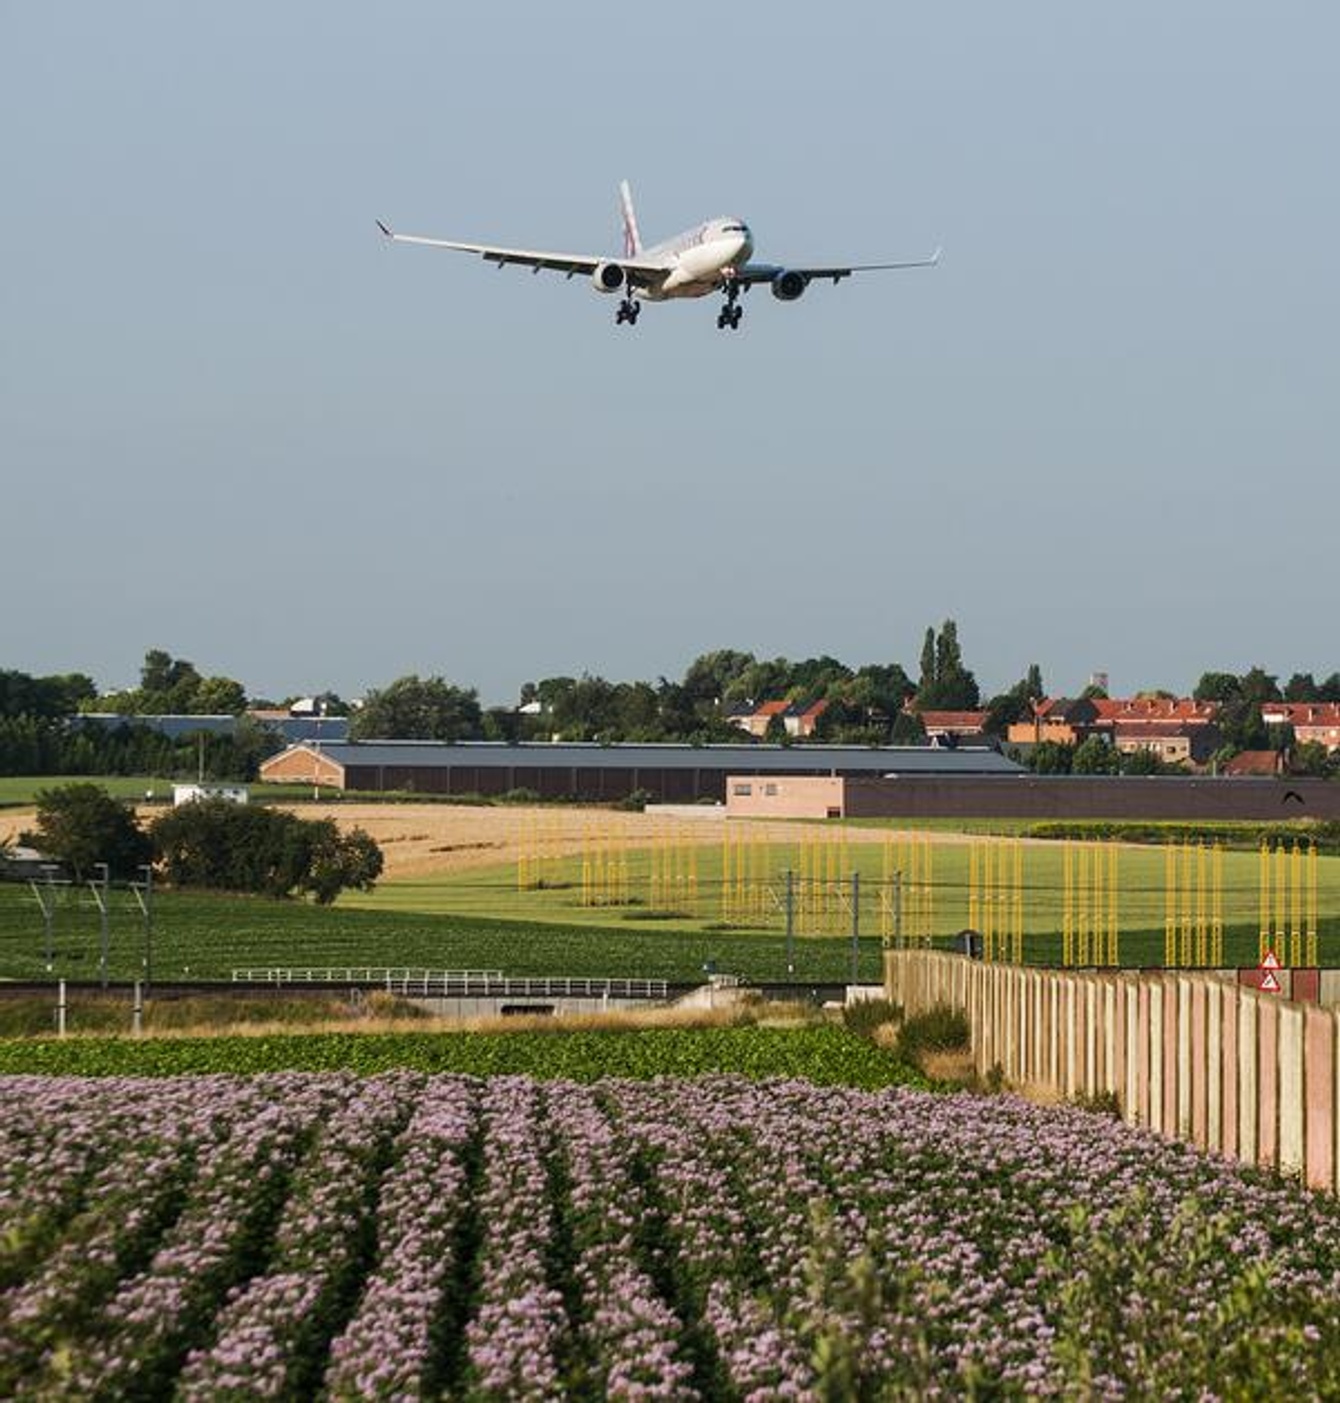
[8, 638, 1340, 779]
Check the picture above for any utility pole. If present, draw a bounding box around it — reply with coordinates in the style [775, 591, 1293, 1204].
[30, 867, 59, 972]
[850, 869, 861, 984]
[894, 870, 903, 950]
[134, 863, 154, 995]
[785, 868, 795, 978]
[91, 862, 110, 989]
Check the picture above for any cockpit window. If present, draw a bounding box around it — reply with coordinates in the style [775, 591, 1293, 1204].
[723, 223, 749, 234]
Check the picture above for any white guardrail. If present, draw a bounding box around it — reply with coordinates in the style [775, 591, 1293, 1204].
[230, 968, 670, 1000]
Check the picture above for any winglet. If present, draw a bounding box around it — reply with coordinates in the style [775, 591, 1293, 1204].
[376, 219, 393, 238]
[929, 245, 943, 266]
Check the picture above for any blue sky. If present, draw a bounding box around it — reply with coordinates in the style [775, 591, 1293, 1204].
[3, 3, 1337, 704]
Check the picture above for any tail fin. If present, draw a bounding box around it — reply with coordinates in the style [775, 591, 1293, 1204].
[619, 180, 642, 258]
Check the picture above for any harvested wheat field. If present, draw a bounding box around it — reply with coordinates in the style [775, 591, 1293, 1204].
[278, 803, 936, 880]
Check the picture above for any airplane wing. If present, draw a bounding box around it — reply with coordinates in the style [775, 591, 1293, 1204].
[735, 248, 942, 287]
[376, 221, 669, 283]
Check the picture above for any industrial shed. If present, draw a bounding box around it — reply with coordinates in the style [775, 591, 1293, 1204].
[259, 740, 1020, 804]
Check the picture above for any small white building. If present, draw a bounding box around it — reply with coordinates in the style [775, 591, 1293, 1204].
[172, 783, 250, 807]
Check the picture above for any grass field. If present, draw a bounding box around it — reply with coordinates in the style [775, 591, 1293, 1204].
[0, 775, 177, 808]
[345, 830, 1340, 964]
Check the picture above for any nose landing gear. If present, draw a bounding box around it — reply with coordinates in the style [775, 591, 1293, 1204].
[716, 280, 744, 330]
[615, 297, 641, 326]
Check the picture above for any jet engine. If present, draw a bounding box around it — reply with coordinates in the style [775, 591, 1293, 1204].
[770, 270, 807, 302]
[592, 261, 626, 293]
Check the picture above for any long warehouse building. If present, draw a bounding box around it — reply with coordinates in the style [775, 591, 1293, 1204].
[259, 739, 1020, 803]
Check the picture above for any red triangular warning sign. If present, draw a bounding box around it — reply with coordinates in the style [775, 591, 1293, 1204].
[1260, 969, 1282, 993]
[1261, 950, 1282, 970]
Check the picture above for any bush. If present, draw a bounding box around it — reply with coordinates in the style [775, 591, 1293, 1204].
[497, 787, 541, 805]
[1070, 1089, 1122, 1118]
[895, 1005, 970, 1065]
[841, 998, 903, 1039]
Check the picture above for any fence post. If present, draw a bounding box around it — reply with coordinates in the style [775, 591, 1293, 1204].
[56, 979, 67, 1037]
[132, 980, 143, 1037]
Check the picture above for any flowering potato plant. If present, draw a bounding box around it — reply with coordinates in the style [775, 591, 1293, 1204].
[0, 1073, 1337, 1398]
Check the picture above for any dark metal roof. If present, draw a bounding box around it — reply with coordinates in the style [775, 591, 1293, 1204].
[270, 740, 1021, 775]
[70, 713, 350, 744]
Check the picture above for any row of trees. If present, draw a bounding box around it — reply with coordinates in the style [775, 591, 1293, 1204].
[11, 646, 1340, 768]
[349, 622, 1007, 748]
[21, 785, 383, 903]
[0, 715, 279, 782]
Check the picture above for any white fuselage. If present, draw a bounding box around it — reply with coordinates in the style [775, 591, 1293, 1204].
[641, 217, 754, 300]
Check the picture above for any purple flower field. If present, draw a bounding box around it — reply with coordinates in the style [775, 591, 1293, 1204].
[1, 1073, 1338, 1399]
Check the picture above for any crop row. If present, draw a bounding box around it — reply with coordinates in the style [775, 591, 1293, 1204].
[2, 1072, 1340, 1397]
[0, 1025, 925, 1086]
[0, 884, 881, 984]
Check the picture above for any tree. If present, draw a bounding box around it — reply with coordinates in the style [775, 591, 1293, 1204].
[1240, 666, 1281, 704]
[1193, 672, 1241, 703]
[304, 821, 385, 904]
[1029, 741, 1074, 774]
[890, 710, 926, 745]
[918, 628, 936, 695]
[682, 650, 756, 707]
[150, 801, 384, 902]
[1120, 747, 1170, 776]
[30, 783, 152, 879]
[914, 620, 980, 711]
[350, 675, 483, 742]
[1285, 672, 1320, 703]
[764, 713, 789, 744]
[1072, 735, 1120, 775]
[0, 670, 96, 719]
[1290, 742, 1331, 778]
[194, 676, 248, 715]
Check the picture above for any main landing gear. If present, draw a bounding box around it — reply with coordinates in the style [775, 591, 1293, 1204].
[615, 297, 641, 326]
[716, 280, 744, 330]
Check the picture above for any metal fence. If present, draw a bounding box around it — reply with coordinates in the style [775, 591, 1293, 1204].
[229, 967, 669, 1000]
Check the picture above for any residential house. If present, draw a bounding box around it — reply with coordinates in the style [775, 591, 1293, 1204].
[1260, 702, 1340, 752]
[917, 709, 991, 745]
[1113, 719, 1222, 770]
[1005, 697, 1100, 748]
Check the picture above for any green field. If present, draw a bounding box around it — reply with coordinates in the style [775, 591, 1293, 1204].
[0, 882, 884, 985]
[5, 806, 1338, 983]
[344, 832, 1340, 964]
[0, 1022, 923, 1083]
[0, 775, 179, 808]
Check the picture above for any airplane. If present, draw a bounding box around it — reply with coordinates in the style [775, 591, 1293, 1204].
[376, 181, 940, 330]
